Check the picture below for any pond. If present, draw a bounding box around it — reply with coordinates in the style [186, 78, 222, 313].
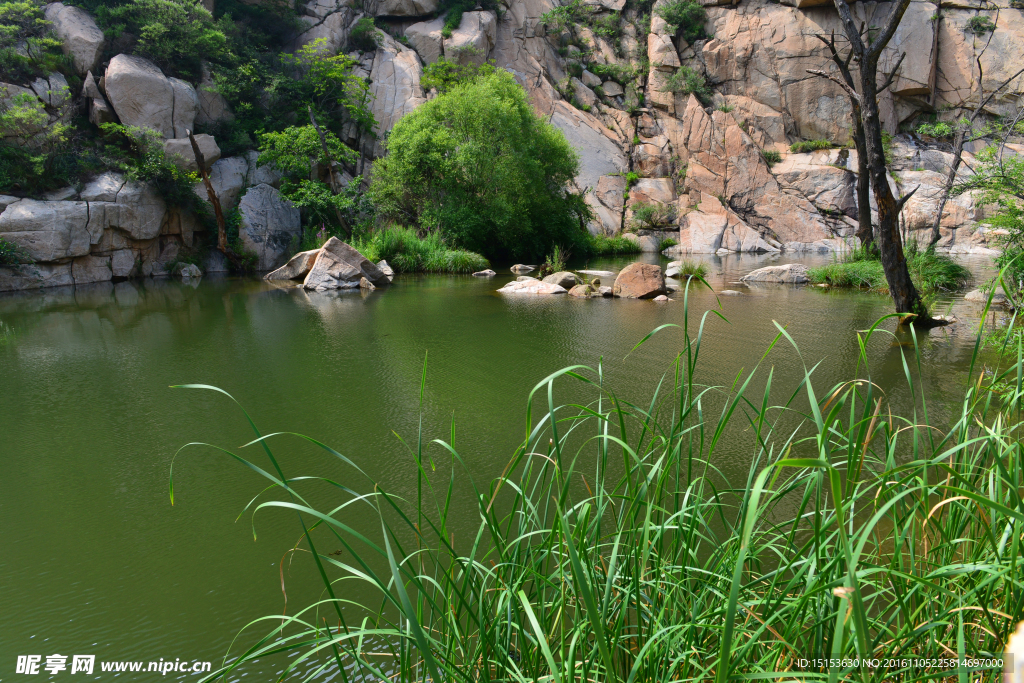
[0, 252, 1007, 678]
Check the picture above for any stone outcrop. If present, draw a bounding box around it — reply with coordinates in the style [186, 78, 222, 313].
[365, 34, 426, 157]
[542, 271, 580, 289]
[44, 3, 104, 76]
[237, 184, 302, 271]
[195, 65, 233, 127]
[104, 54, 198, 138]
[444, 11, 497, 67]
[365, 0, 437, 16]
[265, 249, 321, 281]
[302, 237, 391, 290]
[613, 262, 666, 298]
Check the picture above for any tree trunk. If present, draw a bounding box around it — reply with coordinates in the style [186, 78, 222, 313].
[852, 110, 874, 250]
[858, 73, 929, 322]
[188, 130, 229, 255]
[308, 106, 351, 237]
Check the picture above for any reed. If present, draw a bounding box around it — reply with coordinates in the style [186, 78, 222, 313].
[174, 283, 1024, 683]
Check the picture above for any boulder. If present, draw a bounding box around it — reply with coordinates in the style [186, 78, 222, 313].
[578, 269, 616, 278]
[364, 0, 438, 16]
[612, 262, 666, 299]
[740, 263, 809, 284]
[0, 262, 73, 291]
[89, 97, 115, 126]
[110, 249, 136, 278]
[581, 70, 601, 88]
[568, 283, 593, 297]
[443, 11, 496, 66]
[0, 199, 95, 261]
[598, 285, 613, 297]
[80, 171, 125, 202]
[90, 181, 167, 241]
[510, 264, 535, 274]
[265, 248, 321, 280]
[964, 287, 1008, 306]
[602, 81, 624, 97]
[720, 290, 742, 295]
[179, 263, 202, 279]
[542, 271, 580, 289]
[44, 3, 104, 76]
[293, 8, 354, 53]
[244, 151, 283, 188]
[237, 184, 302, 271]
[303, 237, 390, 290]
[104, 54, 197, 138]
[377, 259, 395, 281]
[194, 156, 249, 210]
[571, 77, 598, 108]
[498, 280, 568, 294]
[164, 134, 221, 172]
[31, 72, 71, 107]
[472, 269, 496, 277]
[406, 16, 445, 65]
[653, 294, 670, 302]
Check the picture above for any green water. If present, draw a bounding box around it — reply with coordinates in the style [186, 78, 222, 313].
[0, 253, 1004, 679]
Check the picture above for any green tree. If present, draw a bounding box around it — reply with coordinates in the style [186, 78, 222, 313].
[370, 70, 591, 260]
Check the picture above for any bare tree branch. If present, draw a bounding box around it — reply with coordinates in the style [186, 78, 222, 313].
[895, 185, 919, 212]
[878, 52, 907, 93]
[866, 0, 912, 59]
[807, 69, 861, 102]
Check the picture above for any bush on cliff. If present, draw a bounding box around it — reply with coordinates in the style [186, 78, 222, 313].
[370, 70, 591, 261]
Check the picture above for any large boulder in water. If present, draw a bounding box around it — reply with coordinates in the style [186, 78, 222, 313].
[542, 271, 580, 289]
[237, 183, 301, 271]
[302, 237, 391, 291]
[265, 249, 320, 281]
[613, 262, 665, 299]
[740, 263, 809, 284]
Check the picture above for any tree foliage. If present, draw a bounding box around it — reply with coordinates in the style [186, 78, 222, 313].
[370, 70, 591, 260]
[654, 0, 708, 44]
[0, 0, 68, 81]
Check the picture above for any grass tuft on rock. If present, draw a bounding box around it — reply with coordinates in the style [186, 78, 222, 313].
[808, 244, 971, 294]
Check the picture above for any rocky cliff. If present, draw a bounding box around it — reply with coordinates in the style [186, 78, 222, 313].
[0, 0, 1019, 291]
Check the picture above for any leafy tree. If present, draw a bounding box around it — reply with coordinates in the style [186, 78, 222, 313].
[655, 0, 707, 44]
[280, 39, 373, 133]
[96, 0, 228, 79]
[370, 70, 591, 260]
[421, 58, 495, 94]
[0, 0, 67, 81]
[661, 65, 711, 102]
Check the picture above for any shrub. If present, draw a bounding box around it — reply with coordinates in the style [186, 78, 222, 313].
[916, 120, 955, 139]
[588, 233, 641, 254]
[965, 15, 996, 34]
[0, 235, 30, 264]
[538, 243, 568, 276]
[96, 0, 227, 79]
[421, 57, 495, 94]
[629, 200, 674, 230]
[655, 0, 707, 43]
[370, 70, 592, 261]
[761, 149, 782, 167]
[658, 236, 677, 251]
[716, 102, 734, 112]
[661, 65, 711, 102]
[673, 258, 708, 278]
[348, 16, 379, 52]
[0, 0, 69, 82]
[98, 123, 205, 212]
[789, 139, 833, 153]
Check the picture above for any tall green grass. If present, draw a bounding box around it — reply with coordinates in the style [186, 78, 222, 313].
[353, 225, 489, 274]
[589, 234, 643, 255]
[175, 286, 1023, 683]
[809, 243, 972, 294]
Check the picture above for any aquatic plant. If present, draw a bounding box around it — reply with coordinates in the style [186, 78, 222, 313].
[588, 234, 642, 255]
[352, 225, 489, 274]
[809, 243, 972, 293]
[174, 294, 1023, 683]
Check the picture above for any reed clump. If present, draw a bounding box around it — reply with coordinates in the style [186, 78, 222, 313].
[175, 295, 1024, 683]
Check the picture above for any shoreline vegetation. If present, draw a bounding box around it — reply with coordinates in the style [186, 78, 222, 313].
[174, 298, 1024, 682]
[808, 244, 973, 295]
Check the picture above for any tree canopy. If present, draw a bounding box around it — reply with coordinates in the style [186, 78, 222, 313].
[369, 69, 591, 260]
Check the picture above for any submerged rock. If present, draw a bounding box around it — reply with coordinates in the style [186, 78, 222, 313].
[472, 269, 496, 277]
[964, 287, 1008, 306]
[612, 262, 666, 299]
[740, 264, 810, 284]
[510, 264, 535, 274]
[498, 280, 567, 295]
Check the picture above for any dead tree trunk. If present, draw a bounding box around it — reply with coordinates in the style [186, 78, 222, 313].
[829, 0, 932, 324]
[813, 32, 874, 251]
[188, 130, 234, 260]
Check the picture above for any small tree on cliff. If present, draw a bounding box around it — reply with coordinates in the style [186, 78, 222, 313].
[370, 70, 591, 260]
[812, 0, 932, 324]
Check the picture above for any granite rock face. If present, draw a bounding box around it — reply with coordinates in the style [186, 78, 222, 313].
[44, 3, 104, 76]
[104, 54, 198, 138]
[237, 184, 302, 271]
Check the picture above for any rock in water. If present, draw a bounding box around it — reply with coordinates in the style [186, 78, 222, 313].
[740, 264, 810, 284]
[720, 290, 742, 296]
[964, 287, 1008, 306]
[498, 280, 567, 295]
[377, 260, 395, 281]
[179, 263, 201, 279]
[516, 275, 538, 282]
[542, 271, 579, 289]
[510, 264, 535, 274]
[472, 269, 496, 277]
[653, 294, 671, 301]
[568, 283, 593, 298]
[303, 237, 390, 291]
[598, 286, 613, 297]
[265, 249, 320, 281]
[612, 263, 666, 299]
